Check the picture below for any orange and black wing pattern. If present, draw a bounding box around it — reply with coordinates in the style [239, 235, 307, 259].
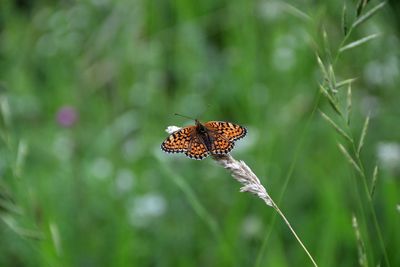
[162, 120, 247, 160]
[185, 136, 209, 160]
[161, 126, 195, 154]
[208, 132, 234, 155]
[204, 121, 247, 142]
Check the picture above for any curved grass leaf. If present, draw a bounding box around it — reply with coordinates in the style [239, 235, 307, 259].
[353, 2, 386, 29]
[281, 2, 312, 21]
[316, 54, 328, 79]
[320, 111, 353, 143]
[1, 215, 43, 239]
[322, 28, 332, 61]
[339, 33, 380, 52]
[319, 85, 343, 116]
[328, 64, 337, 93]
[15, 140, 28, 179]
[342, 4, 348, 36]
[336, 78, 357, 89]
[357, 115, 370, 155]
[352, 214, 369, 267]
[338, 143, 363, 176]
[370, 165, 378, 198]
[356, 0, 369, 17]
[346, 83, 352, 125]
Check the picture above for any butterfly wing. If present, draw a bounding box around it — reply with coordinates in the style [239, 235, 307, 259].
[185, 135, 209, 160]
[204, 121, 247, 142]
[161, 126, 195, 154]
[162, 120, 246, 159]
[208, 132, 234, 155]
[203, 121, 246, 155]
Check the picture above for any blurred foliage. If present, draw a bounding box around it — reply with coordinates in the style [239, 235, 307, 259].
[0, 0, 399, 266]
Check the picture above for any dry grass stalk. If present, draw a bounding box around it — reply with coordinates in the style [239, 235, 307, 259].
[212, 154, 318, 267]
[165, 126, 318, 266]
[212, 154, 273, 206]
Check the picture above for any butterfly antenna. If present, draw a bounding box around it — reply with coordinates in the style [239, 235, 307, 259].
[174, 113, 196, 120]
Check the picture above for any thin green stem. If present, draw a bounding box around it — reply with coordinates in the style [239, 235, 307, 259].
[269, 198, 318, 267]
[349, 170, 374, 265]
[159, 160, 234, 264]
[255, 91, 321, 267]
[322, 8, 390, 263]
[334, 29, 352, 64]
[339, 111, 389, 266]
[349, 141, 390, 267]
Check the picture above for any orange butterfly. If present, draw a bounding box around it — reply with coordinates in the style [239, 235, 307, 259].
[161, 120, 247, 160]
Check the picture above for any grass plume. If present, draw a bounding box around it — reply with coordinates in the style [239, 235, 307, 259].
[316, 1, 390, 265]
[212, 154, 318, 267]
[352, 214, 369, 267]
[164, 125, 318, 267]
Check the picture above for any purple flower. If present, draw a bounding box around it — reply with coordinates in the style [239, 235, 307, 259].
[56, 106, 78, 127]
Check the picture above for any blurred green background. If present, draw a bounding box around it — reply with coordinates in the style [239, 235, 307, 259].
[0, 0, 399, 266]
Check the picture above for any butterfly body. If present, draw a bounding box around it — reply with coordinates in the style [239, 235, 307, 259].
[161, 120, 247, 160]
[194, 120, 213, 151]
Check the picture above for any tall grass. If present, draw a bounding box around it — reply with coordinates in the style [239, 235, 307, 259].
[0, 0, 398, 266]
[254, 1, 392, 266]
[316, 1, 390, 266]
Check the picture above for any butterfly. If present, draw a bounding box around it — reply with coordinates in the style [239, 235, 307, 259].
[161, 120, 247, 160]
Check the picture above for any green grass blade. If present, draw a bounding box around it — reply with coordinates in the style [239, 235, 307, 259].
[322, 28, 332, 62]
[0, 96, 11, 129]
[1, 214, 43, 239]
[339, 33, 380, 52]
[338, 143, 363, 176]
[319, 85, 343, 116]
[353, 2, 386, 28]
[49, 222, 63, 256]
[157, 157, 230, 251]
[356, 0, 369, 17]
[158, 158, 235, 264]
[328, 64, 337, 93]
[342, 3, 348, 36]
[346, 82, 352, 125]
[370, 165, 378, 198]
[316, 54, 328, 79]
[320, 111, 353, 143]
[357, 115, 370, 155]
[352, 214, 369, 267]
[281, 2, 312, 21]
[336, 78, 357, 89]
[14, 140, 28, 179]
[0, 96, 12, 146]
[0, 199, 22, 214]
